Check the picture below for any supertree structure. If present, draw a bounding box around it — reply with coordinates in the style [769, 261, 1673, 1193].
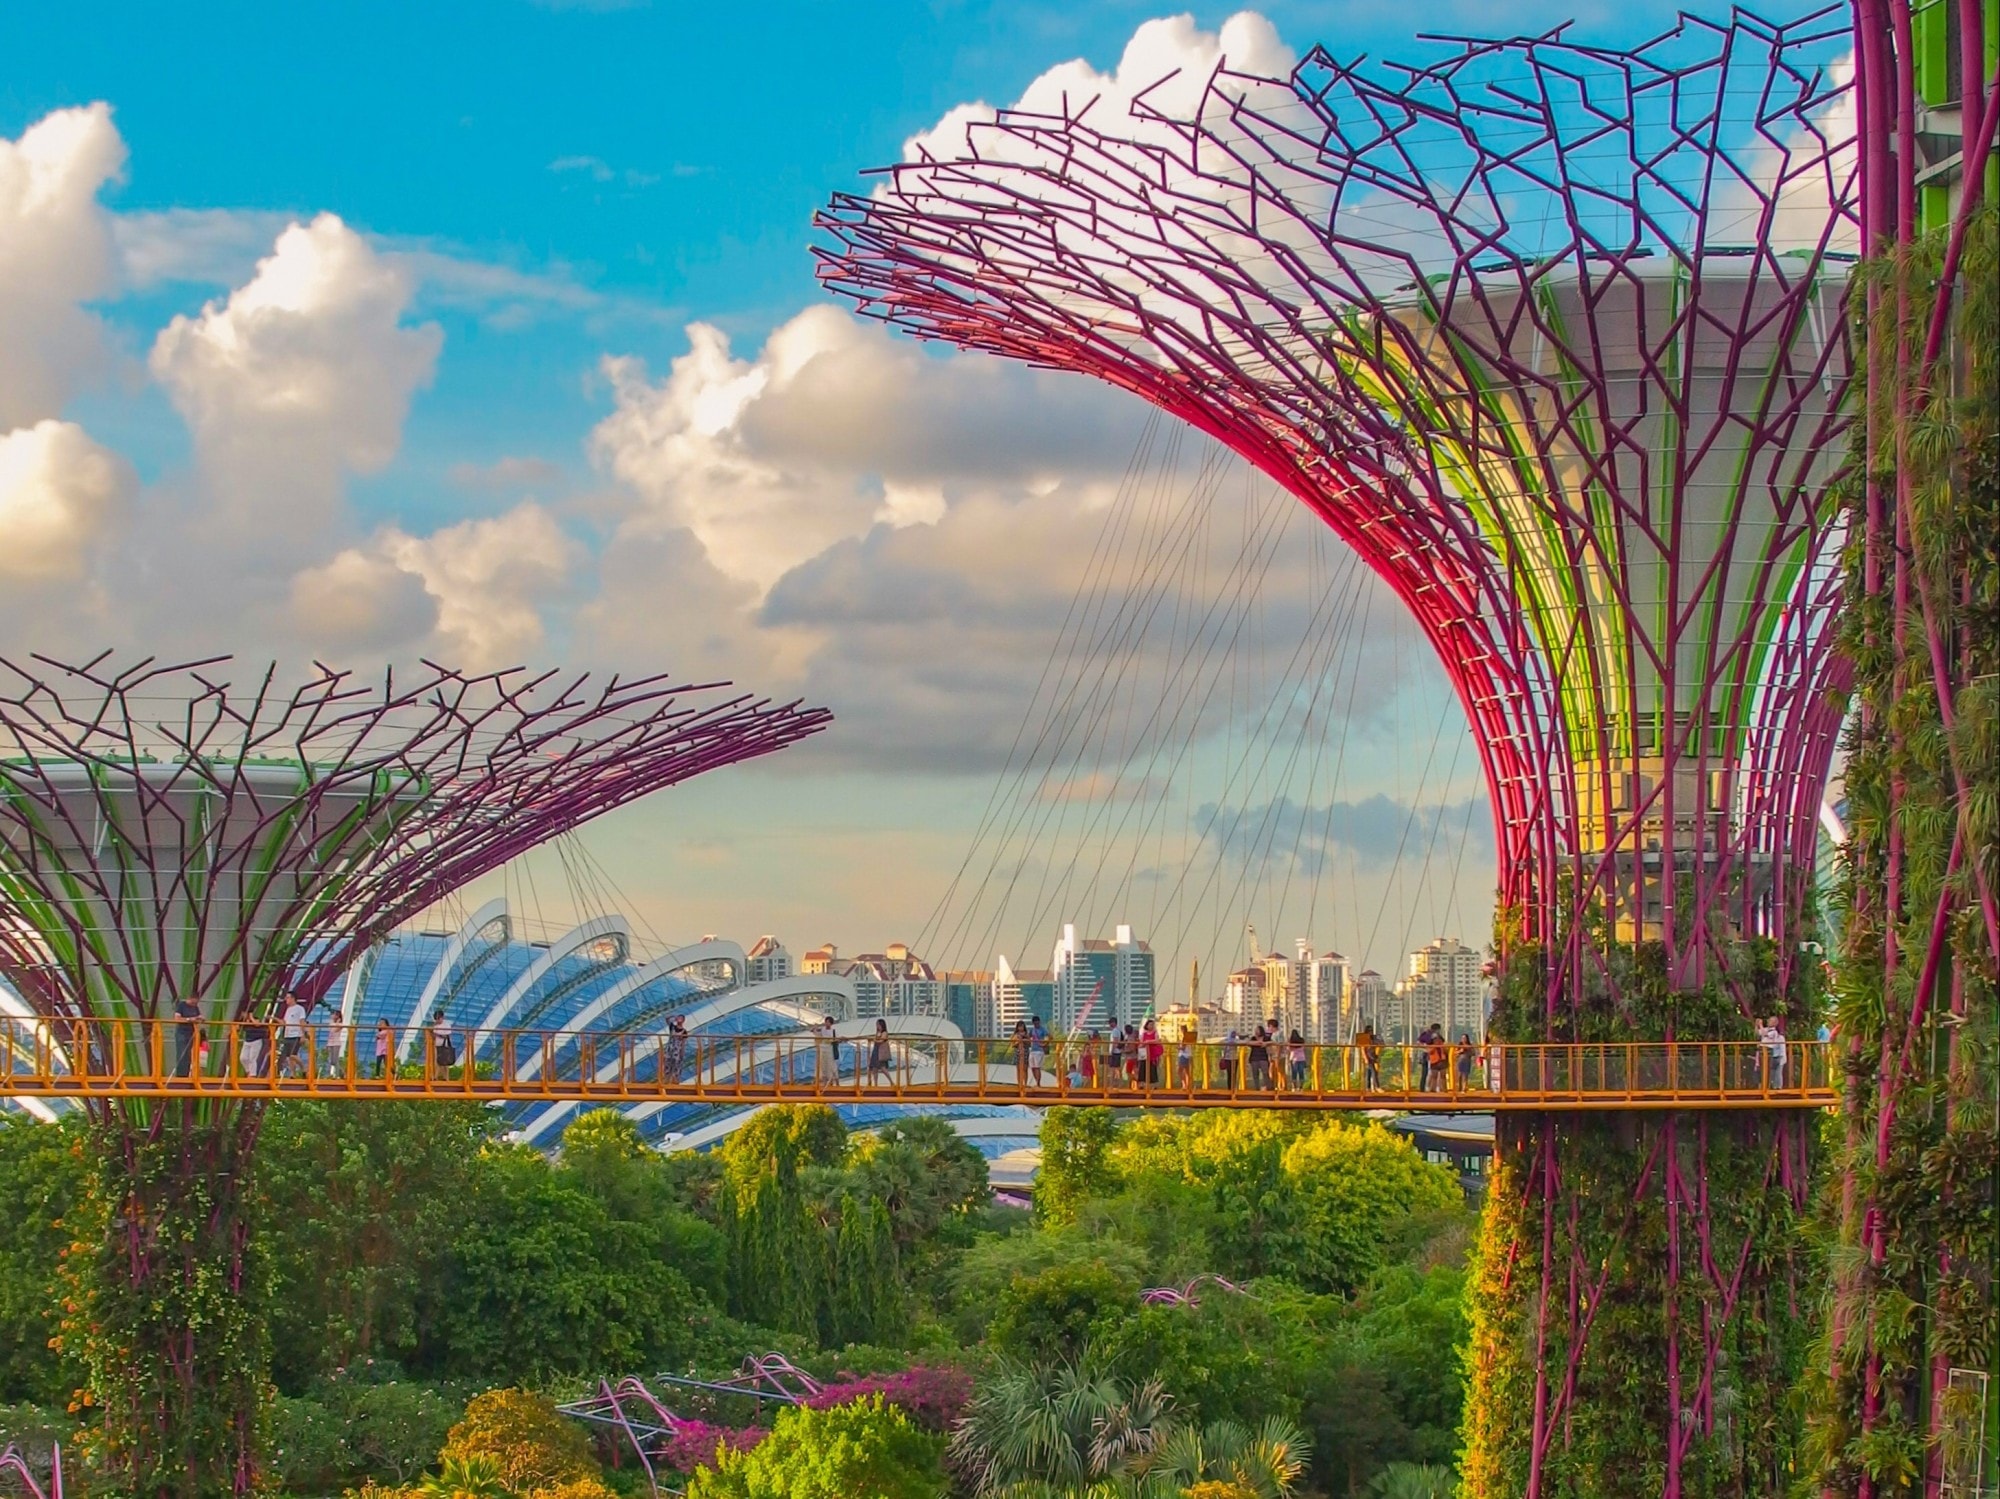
[819, 12, 1857, 1495]
[0, 654, 828, 1499]
[1812, 4, 1998, 1494]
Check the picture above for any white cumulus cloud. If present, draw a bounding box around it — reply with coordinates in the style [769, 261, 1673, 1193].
[149, 212, 442, 536]
[0, 103, 126, 428]
[0, 420, 135, 583]
[293, 504, 580, 669]
[287, 546, 439, 652]
[589, 304, 1146, 593]
[905, 11, 1292, 162]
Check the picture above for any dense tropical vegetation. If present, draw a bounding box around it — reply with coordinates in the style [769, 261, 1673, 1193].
[0, 1101, 1472, 1497]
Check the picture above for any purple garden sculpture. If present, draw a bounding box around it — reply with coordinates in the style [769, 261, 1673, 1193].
[819, 12, 1857, 1492]
[0, 655, 827, 1497]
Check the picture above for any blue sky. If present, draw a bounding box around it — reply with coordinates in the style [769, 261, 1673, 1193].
[0, 0, 1747, 982]
[4, 0, 1715, 472]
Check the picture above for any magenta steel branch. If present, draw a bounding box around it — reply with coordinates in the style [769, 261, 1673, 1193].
[0, 654, 831, 1055]
[817, 9, 1859, 1014]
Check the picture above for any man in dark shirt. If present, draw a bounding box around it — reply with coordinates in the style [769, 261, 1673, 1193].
[173, 997, 202, 1078]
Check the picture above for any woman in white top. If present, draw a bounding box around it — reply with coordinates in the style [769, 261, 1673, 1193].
[279, 997, 309, 1078]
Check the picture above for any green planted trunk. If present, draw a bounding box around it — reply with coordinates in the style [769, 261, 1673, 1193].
[62, 1111, 269, 1499]
[1802, 211, 1999, 1497]
[1461, 941, 1821, 1497]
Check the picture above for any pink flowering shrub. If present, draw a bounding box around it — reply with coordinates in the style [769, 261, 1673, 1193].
[804, 1366, 972, 1434]
[658, 1421, 765, 1475]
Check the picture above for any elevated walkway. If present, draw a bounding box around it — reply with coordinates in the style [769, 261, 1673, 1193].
[0, 1024, 1837, 1113]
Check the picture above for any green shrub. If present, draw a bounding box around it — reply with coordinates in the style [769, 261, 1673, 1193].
[341, 1382, 462, 1485]
[272, 1394, 355, 1494]
[269, 1383, 462, 1492]
[684, 1396, 943, 1499]
[987, 1261, 1137, 1367]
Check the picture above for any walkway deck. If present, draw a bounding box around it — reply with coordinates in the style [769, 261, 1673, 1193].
[1, 1025, 1837, 1112]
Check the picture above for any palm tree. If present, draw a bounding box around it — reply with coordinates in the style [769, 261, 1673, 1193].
[949, 1361, 1174, 1496]
[1364, 1462, 1456, 1499]
[1144, 1416, 1311, 1499]
[418, 1454, 514, 1499]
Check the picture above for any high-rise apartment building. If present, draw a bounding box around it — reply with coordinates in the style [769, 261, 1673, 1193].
[1348, 969, 1393, 1035]
[800, 940, 946, 1019]
[1223, 965, 1266, 1026]
[1291, 940, 1351, 1042]
[989, 954, 1055, 1034]
[942, 971, 990, 1039]
[1394, 937, 1486, 1039]
[1050, 922, 1154, 1031]
[745, 936, 791, 984]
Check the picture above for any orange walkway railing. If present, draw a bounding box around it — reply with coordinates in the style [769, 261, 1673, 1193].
[0, 1020, 1838, 1112]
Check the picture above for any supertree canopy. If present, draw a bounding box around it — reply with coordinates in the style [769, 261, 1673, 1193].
[820, 8, 1857, 996]
[819, 11, 1858, 1495]
[0, 654, 828, 1041]
[0, 654, 829, 1499]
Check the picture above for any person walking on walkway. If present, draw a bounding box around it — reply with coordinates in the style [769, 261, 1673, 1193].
[1220, 1029, 1240, 1090]
[320, 1002, 350, 1077]
[1246, 1026, 1269, 1089]
[1028, 1016, 1049, 1087]
[1176, 1022, 1195, 1089]
[1455, 1033, 1476, 1091]
[172, 996, 201, 1079]
[242, 1010, 272, 1078]
[1354, 1022, 1381, 1089]
[664, 1014, 690, 1080]
[1759, 1015, 1788, 1089]
[429, 1009, 458, 1075]
[868, 1017, 893, 1087]
[1142, 1019, 1163, 1087]
[1426, 1028, 1449, 1093]
[811, 1014, 835, 1083]
[278, 993, 309, 1078]
[372, 1018, 394, 1078]
[1288, 1029, 1309, 1090]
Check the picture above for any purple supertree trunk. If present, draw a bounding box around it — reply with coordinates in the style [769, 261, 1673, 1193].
[817, 12, 1859, 1493]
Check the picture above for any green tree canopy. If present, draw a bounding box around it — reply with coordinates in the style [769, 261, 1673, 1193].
[258, 1099, 497, 1390]
[1036, 1108, 1126, 1228]
[1272, 1125, 1461, 1296]
[441, 1145, 702, 1380]
[1088, 1282, 1339, 1429]
[721, 1106, 847, 1189]
[685, 1395, 944, 1499]
[946, 1226, 1149, 1345]
[987, 1261, 1138, 1367]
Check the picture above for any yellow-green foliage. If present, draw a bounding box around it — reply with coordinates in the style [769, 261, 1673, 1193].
[684, 1395, 944, 1499]
[438, 1389, 600, 1496]
[419, 1453, 513, 1499]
